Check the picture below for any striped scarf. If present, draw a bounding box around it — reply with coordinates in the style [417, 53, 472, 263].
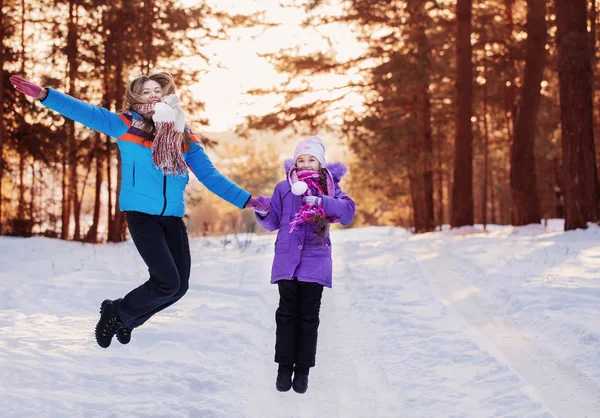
[289, 170, 338, 232]
[132, 99, 187, 176]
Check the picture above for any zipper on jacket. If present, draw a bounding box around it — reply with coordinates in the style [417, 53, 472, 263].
[159, 174, 167, 215]
[132, 162, 136, 186]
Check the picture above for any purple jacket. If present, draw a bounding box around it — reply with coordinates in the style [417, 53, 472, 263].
[256, 161, 355, 288]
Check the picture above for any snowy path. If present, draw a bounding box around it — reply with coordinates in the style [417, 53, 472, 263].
[419, 245, 600, 418]
[320, 230, 554, 418]
[1, 224, 600, 417]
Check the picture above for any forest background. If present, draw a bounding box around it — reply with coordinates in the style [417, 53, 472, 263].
[0, 0, 598, 242]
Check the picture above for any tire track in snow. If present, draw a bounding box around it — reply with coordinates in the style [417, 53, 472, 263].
[416, 245, 600, 418]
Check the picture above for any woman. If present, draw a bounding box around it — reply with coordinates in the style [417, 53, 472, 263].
[10, 73, 268, 348]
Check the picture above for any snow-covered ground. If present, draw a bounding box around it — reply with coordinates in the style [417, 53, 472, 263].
[1, 220, 599, 418]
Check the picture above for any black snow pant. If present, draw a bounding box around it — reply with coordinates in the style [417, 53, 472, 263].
[114, 211, 191, 329]
[275, 278, 324, 374]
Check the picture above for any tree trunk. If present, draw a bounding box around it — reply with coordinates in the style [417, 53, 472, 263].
[490, 165, 497, 224]
[143, 0, 155, 73]
[67, 0, 81, 240]
[481, 56, 490, 230]
[504, 0, 518, 139]
[17, 0, 26, 222]
[436, 130, 445, 229]
[49, 168, 56, 233]
[550, 157, 557, 218]
[61, 139, 69, 239]
[418, 102, 435, 232]
[591, 0, 597, 58]
[102, 14, 115, 242]
[592, 0, 600, 182]
[101, 5, 125, 242]
[510, 0, 546, 226]
[556, 0, 600, 229]
[0, 0, 5, 235]
[17, 140, 25, 219]
[551, 158, 565, 218]
[408, 0, 435, 233]
[499, 188, 506, 224]
[482, 117, 489, 230]
[451, 0, 474, 227]
[106, 137, 113, 240]
[408, 172, 420, 233]
[108, 26, 126, 242]
[29, 161, 35, 231]
[418, 27, 435, 233]
[85, 132, 103, 243]
[75, 152, 94, 235]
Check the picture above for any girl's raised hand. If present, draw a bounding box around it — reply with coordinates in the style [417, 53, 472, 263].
[9, 75, 46, 99]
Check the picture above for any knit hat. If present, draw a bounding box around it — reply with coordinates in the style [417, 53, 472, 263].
[293, 136, 326, 167]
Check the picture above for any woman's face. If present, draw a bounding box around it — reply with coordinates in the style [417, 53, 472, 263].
[141, 79, 163, 102]
[296, 154, 320, 171]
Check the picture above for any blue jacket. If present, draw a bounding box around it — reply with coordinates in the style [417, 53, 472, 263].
[41, 88, 250, 217]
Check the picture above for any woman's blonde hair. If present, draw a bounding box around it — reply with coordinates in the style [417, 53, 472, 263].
[124, 72, 177, 109]
[122, 72, 190, 142]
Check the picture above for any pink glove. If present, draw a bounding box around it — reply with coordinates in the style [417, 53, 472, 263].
[10, 75, 46, 99]
[302, 196, 322, 206]
[246, 196, 270, 216]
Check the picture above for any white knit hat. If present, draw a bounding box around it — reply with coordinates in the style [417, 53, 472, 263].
[293, 135, 326, 167]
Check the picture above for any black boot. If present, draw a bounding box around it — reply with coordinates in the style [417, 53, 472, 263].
[292, 367, 309, 394]
[95, 300, 123, 348]
[276, 372, 292, 392]
[276, 364, 293, 392]
[116, 327, 132, 344]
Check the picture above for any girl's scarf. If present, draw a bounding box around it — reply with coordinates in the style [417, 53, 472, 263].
[289, 170, 338, 232]
[132, 95, 187, 176]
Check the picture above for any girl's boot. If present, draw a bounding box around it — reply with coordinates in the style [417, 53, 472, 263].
[292, 367, 309, 394]
[276, 364, 293, 392]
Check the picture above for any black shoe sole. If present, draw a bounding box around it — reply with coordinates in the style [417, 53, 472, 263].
[276, 384, 292, 392]
[292, 385, 307, 394]
[95, 300, 112, 349]
[292, 377, 308, 394]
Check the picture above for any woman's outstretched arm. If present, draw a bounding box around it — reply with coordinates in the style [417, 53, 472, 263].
[10, 75, 129, 139]
[185, 140, 251, 209]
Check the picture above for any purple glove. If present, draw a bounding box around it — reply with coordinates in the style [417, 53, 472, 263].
[10, 75, 47, 100]
[303, 196, 322, 206]
[246, 196, 270, 216]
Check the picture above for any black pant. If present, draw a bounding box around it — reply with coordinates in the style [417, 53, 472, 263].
[275, 279, 324, 370]
[114, 211, 191, 328]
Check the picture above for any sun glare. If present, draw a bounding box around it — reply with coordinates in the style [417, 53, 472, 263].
[179, 0, 365, 132]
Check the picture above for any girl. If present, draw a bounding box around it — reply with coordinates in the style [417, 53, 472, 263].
[249, 136, 355, 394]
[10, 73, 268, 348]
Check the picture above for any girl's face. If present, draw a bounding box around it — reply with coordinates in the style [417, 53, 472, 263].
[141, 79, 163, 102]
[296, 154, 320, 171]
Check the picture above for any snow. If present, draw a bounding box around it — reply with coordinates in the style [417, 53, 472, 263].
[1, 220, 600, 417]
